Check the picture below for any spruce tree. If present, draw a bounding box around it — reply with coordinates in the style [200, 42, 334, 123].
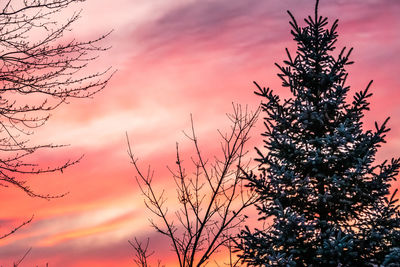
[238, 1, 400, 266]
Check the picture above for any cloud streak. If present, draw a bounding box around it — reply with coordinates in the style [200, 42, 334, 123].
[1, 0, 399, 265]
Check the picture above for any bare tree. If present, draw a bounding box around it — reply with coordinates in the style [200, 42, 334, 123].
[127, 104, 260, 266]
[0, 0, 113, 239]
[129, 238, 163, 267]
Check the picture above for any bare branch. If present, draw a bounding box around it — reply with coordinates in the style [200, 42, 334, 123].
[129, 104, 260, 266]
[0, 215, 33, 240]
[129, 238, 157, 267]
[0, 0, 112, 198]
[13, 247, 32, 267]
[0, 0, 112, 239]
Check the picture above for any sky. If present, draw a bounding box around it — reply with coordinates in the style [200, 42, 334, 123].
[0, 0, 400, 266]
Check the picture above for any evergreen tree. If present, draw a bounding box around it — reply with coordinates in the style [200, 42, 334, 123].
[237, 1, 400, 266]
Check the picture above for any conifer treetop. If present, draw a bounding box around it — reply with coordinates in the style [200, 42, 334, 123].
[237, 1, 400, 266]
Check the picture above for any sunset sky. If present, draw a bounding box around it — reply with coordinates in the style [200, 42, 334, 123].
[1, 0, 400, 266]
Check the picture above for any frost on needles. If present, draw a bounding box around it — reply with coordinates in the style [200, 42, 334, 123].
[237, 1, 400, 266]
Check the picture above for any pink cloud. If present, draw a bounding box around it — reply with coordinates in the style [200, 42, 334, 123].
[1, 0, 399, 265]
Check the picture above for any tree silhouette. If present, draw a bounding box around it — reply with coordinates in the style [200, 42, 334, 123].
[237, 1, 400, 266]
[128, 105, 259, 267]
[0, 0, 112, 239]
